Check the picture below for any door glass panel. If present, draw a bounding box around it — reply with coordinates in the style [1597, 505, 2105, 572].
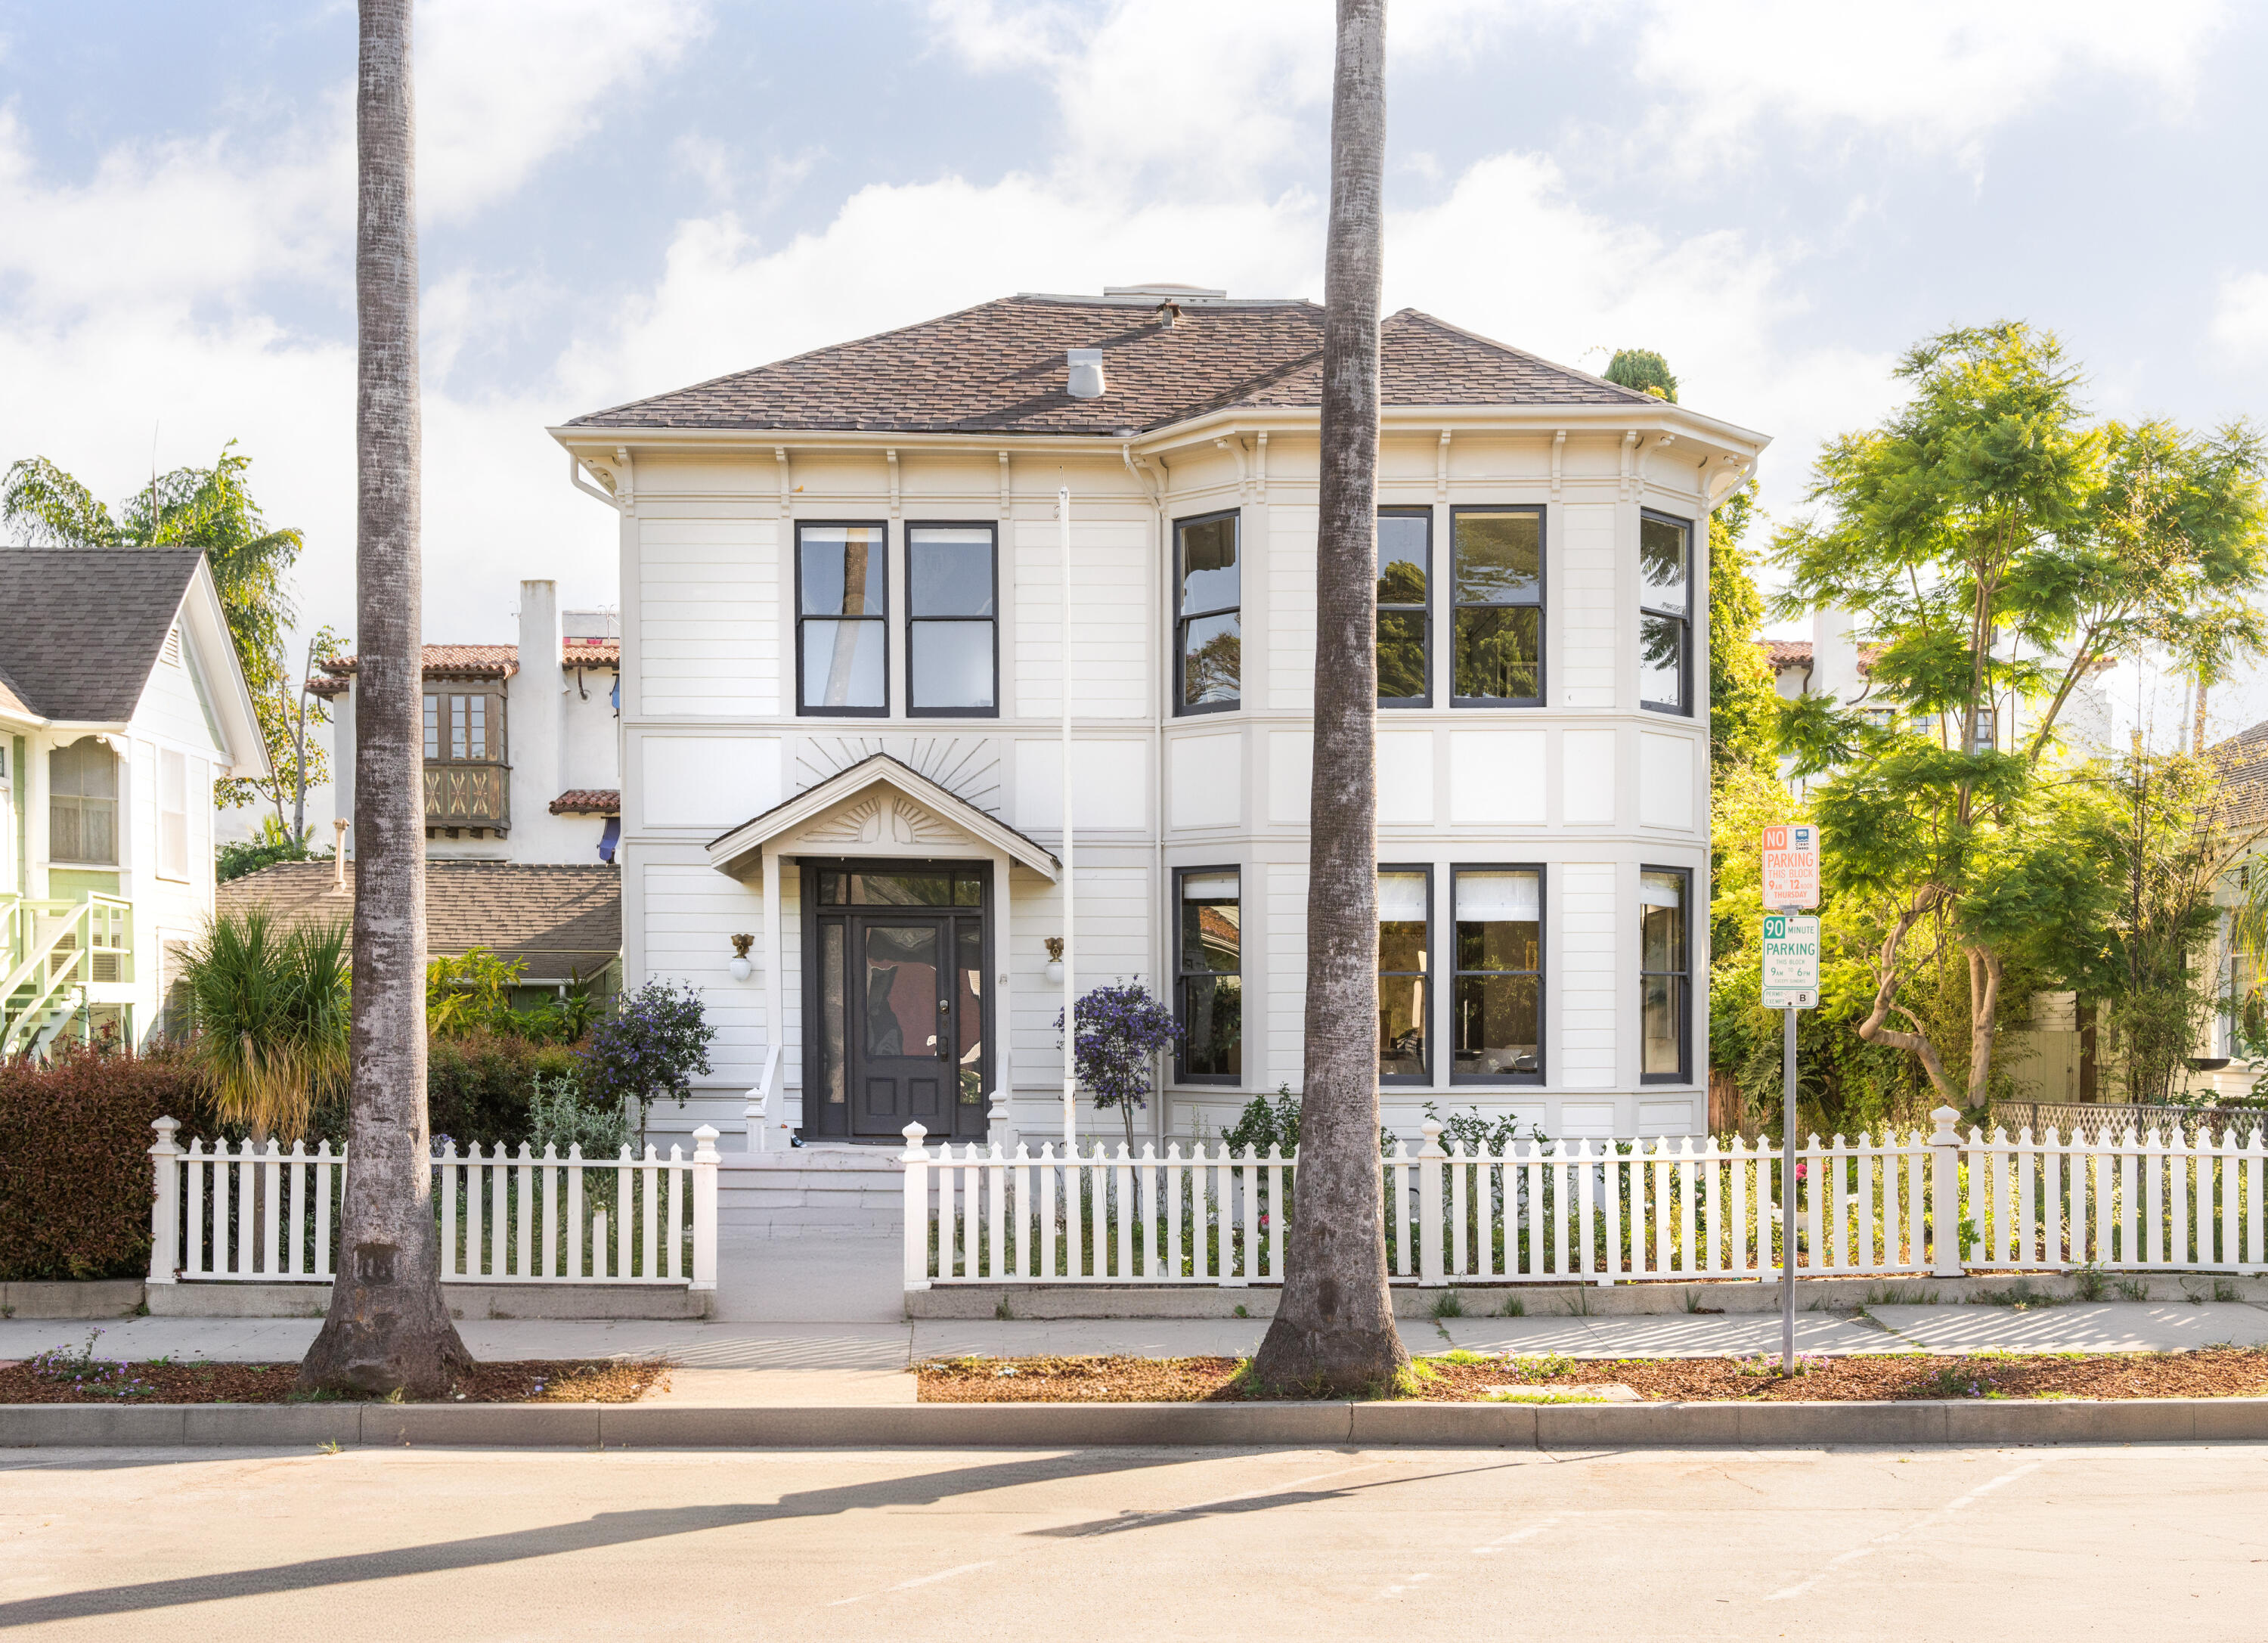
[863, 925, 941, 1058]
[956, 925, 984, 1104]
[840, 872, 953, 907]
[820, 923, 847, 1104]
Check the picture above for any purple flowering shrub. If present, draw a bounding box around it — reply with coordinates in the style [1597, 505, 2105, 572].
[1055, 981, 1181, 1148]
[580, 979, 717, 1139]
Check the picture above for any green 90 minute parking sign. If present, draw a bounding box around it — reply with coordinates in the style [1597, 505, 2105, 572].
[1761, 913, 1820, 1010]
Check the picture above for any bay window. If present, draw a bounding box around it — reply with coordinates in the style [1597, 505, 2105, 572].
[1452, 508, 1544, 705]
[1174, 511, 1240, 713]
[1176, 867, 1241, 1080]
[1639, 511, 1692, 715]
[1641, 867, 1690, 1082]
[1452, 866, 1541, 1082]
[1377, 510, 1430, 706]
[1378, 866, 1430, 1081]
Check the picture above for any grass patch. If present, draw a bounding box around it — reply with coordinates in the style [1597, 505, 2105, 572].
[1969, 1279, 2066, 1311]
[1429, 1290, 1466, 1319]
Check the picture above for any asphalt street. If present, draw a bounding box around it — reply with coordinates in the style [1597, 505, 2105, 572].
[0, 1441, 2261, 1639]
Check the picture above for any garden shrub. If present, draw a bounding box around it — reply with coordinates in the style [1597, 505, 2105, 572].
[426, 1031, 584, 1152]
[0, 1046, 208, 1282]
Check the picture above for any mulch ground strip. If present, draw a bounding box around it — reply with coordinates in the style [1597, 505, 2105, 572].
[916, 1349, 2268, 1404]
[0, 1359, 667, 1406]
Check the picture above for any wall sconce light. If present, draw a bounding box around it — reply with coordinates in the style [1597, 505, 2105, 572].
[728, 933, 754, 983]
[1043, 936, 1065, 985]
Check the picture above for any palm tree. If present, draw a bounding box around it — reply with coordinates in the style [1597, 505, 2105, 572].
[299, 0, 470, 1397]
[181, 907, 352, 1142]
[1251, 0, 1405, 1395]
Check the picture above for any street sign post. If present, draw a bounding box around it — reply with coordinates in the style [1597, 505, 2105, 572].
[1761, 828, 1823, 1374]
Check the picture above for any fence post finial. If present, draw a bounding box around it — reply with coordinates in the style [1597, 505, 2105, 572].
[1927, 1105, 1965, 1278]
[902, 1124, 932, 1292]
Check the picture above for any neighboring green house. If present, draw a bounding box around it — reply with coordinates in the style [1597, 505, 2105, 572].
[0, 548, 268, 1056]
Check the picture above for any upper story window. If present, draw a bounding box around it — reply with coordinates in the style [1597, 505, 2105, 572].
[907, 524, 997, 716]
[423, 691, 503, 761]
[798, 522, 888, 715]
[1176, 867, 1242, 1082]
[1174, 510, 1241, 715]
[49, 736, 118, 865]
[1379, 866, 1430, 1083]
[1969, 705, 1998, 755]
[1640, 868, 1691, 1083]
[1377, 510, 1430, 708]
[1452, 507, 1543, 707]
[1452, 865, 1541, 1083]
[1640, 511, 1693, 715]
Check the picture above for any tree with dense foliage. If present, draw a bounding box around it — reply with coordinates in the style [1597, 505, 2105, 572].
[1058, 981, 1182, 1151]
[1, 446, 335, 829]
[302, 0, 472, 1399]
[579, 979, 716, 1141]
[1771, 322, 2268, 1111]
[1604, 348, 1678, 402]
[1253, 0, 1405, 1398]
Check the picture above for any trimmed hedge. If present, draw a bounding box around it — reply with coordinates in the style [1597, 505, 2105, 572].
[0, 1047, 207, 1282]
[426, 1031, 584, 1152]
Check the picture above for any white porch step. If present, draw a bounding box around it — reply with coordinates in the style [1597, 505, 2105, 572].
[718, 1150, 906, 1236]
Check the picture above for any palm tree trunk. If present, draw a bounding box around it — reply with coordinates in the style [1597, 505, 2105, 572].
[1252, 0, 1404, 1395]
[300, 0, 470, 1397]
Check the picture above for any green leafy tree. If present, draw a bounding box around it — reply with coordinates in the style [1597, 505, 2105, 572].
[1604, 349, 1679, 402]
[1771, 322, 2268, 1109]
[179, 907, 352, 1142]
[2, 444, 330, 828]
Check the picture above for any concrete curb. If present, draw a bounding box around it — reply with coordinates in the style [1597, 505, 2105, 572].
[5, 1397, 2265, 1449]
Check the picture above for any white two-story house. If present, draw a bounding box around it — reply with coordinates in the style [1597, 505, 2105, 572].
[0, 547, 268, 1054]
[552, 287, 1768, 1149]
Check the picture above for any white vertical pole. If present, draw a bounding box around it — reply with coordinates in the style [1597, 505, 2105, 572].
[1058, 484, 1077, 1153]
[762, 846, 782, 1150]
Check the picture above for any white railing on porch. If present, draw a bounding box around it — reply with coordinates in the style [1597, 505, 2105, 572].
[900, 1107, 2268, 1289]
[146, 1118, 720, 1289]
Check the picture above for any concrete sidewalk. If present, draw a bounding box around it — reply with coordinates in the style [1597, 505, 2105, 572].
[5, 1302, 2266, 1407]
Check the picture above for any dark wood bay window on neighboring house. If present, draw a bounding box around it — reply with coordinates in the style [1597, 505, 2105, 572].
[1175, 510, 1241, 714]
[1452, 866, 1541, 1083]
[1453, 507, 1544, 706]
[1176, 868, 1241, 1082]
[423, 686, 510, 834]
[1640, 510, 1693, 715]
[1377, 510, 1430, 707]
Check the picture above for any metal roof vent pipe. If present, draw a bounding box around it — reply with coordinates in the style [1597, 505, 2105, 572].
[1066, 349, 1106, 399]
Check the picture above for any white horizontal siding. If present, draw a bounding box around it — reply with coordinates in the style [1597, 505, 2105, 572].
[1559, 504, 1616, 708]
[1012, 520, 1150, 719]
[640, 862, 770, 1086]
[1557, 862, 1617, 1089]
[640, 519, 778, 716]
[1010, 866, 1151, 1088]
[1267, 863, 1306, 1088]
[1268, 507, 1316, 712]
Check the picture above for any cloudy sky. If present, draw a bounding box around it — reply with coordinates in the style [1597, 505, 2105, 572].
[2, 0, 2263, 743]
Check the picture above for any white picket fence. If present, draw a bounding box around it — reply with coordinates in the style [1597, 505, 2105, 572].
[900, 1107, 2268, 1289]
[145, 1118, 720, 1289]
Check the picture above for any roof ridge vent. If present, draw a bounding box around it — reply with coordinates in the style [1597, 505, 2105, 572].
[1103, 283, 1226, 298]
[1065, 349, 1106, 400]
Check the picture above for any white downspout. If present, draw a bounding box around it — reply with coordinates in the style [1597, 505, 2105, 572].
[1059, 485, 1077, 1154]
[1126, 442, 1169, 1145]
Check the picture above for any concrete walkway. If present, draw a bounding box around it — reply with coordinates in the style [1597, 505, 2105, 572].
[5, 1301, 2266, 1408]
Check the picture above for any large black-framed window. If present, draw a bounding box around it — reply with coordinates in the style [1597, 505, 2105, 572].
[797, 521, 888, 715]
[1379, 864, 1431, 1083]
[906, 522, 998, 717]
[1452, 507, 1544, 706]
[1452, 864, 1542, 1083]
[1377, 509, 1431, 707]
[1640, 866, 1691, 1083]
[1175, 866, 1241, 1082]
[1639, 510, 1693, 716]
[1174, 510, 1241, 715]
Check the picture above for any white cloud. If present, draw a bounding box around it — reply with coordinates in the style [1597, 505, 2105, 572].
[2209, 271, 2268, 362]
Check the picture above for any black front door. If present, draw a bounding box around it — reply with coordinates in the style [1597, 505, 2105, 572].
[806, 862, 990, 1141]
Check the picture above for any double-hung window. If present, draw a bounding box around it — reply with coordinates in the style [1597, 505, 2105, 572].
[1452, 507, 1543, 705]
[798, 522, 888, 715]
[1176, 868, 1241, 1081]
[1639, 511, 1693, 715]
[1174, 510, 1240, 713]
[1377, 510, 1430, 706]
[1378, 866, 1430, 1082]
[49, 736, 118, 865]
[423, 691, 500, 761]
[1640, 868, 1691, 1082]
[1452, 866, 1541, 1083]
[907, 524, 997, 715]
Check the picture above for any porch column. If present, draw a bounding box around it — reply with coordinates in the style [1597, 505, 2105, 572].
[988, 848, 1016, 1148]
[763, 845, 785, 1142]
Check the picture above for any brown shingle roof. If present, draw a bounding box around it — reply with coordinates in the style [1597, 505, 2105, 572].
[550, 789, 620, 816]
[0, 548, 202, 721]
[565, 296, 1652, 436]
[218, 860, 621, 981]
[2211, 721, 2268, 829]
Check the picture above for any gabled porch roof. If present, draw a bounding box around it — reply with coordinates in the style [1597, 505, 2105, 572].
[705, 753, 1061, 881]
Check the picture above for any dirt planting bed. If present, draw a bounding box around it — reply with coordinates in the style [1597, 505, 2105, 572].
[0, 1355, 667, 1406]
[917, 1349, 2268, 1404]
